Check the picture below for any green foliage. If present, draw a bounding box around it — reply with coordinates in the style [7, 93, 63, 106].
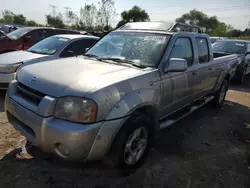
[117, 6, 150, 28]
[26, 20, 38, 26]
[0, 9, 39, 26]
[175, 9, 242, 37]
[46, 13, 65, 28]
[176, 9, 219, 33]
[1, 10, 14, 23]
[13, 14, 26, 25]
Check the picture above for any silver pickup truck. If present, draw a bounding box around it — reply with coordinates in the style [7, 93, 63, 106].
[5, 22, 238, 170]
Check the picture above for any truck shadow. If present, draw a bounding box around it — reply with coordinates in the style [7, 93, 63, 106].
[0, 90, 6, 112]
[230, 75, 250, 93]
[1, 101, 249, 185]
[1, 94, 250, 187]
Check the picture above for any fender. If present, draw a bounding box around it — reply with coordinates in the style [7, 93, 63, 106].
[213, 61, 231, 92]
[86, 88, 160, 161]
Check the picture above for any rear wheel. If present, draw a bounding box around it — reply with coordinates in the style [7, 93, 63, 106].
[235, 67, 246, 84]
[104, 112, 152, 170]
[211, 79, 229, 109]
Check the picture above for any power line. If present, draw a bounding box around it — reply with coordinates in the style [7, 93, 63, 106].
[49, 4, 57, 17]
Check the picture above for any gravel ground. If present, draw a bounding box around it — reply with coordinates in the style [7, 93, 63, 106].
[0, 77, 250, 188]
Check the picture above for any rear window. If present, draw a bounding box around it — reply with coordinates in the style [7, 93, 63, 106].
[196, 38, 209, 63]
[27, 36, 69, 55]
[7, 28, 31, 40]
[212, 41, 246, 54]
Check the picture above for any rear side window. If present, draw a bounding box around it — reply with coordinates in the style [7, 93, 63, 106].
[60, 38, 98, 57]
[196, 38, 209, 63]
[169, 37, 193, 66]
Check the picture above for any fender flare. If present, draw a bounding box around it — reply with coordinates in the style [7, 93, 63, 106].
[86, 89, 160, 160]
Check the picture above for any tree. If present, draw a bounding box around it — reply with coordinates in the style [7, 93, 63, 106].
[98, 0, 116, 29]
[210, 22, 229, 37]
[176, 9, 219, 33]
[117, 6, 150, 28]
[80, 3, 98, 30]
[1, 10, 14, 23]
[13, 14, 26, 25]
[26, 20, 38, 26]
[66, 10, 77, 26]
[228, 29, 243, 37]
[46, 13, 65, 28]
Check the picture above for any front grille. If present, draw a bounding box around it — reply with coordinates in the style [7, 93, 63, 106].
[16, 82, 45, 104]
[0, 83, 9, 89]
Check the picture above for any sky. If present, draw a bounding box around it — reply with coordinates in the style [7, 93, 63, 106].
[1, 0, 250, 30]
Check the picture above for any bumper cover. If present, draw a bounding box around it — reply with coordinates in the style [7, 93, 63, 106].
[0, 73, 15, 89]
[6, 96, 103, 161]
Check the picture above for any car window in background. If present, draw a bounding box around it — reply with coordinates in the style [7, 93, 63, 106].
[7, 28, 31, 40]
[210, 38, 217, 44]
[27, 36, 69, 55]
[212, 41, 246, 54]
[196, 38, 209, 63]
[61, 39, 97, 57]
[169, 37, 193, 66]
[86, 32, 170, 67]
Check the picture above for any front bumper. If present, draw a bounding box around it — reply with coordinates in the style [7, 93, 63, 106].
[0, 73, 16, 89]
[5, 96, 105, 161]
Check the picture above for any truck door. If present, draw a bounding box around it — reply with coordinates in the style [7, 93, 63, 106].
[160, 37, 198, 117]
[194, 37, 219, 97]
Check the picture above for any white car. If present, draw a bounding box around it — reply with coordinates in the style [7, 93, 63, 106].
[0, 34, 99, 89]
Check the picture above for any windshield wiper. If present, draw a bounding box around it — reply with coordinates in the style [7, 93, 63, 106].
[28, 50, 49, 55]
[99, 57, 148, 69]
[28, 50, 40, 54]
[84, 54, 101, 60]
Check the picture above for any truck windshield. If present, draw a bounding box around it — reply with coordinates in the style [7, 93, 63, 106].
[212, 41, 246, 54]
[86, 32, 170, 67]
[6, 28, 31, 40]
[27, 36, 69, 55]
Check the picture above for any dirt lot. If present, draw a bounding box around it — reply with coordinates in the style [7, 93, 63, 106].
[0, 78, 250, 188]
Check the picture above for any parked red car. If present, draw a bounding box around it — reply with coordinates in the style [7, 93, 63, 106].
[0, 27, 89, 54]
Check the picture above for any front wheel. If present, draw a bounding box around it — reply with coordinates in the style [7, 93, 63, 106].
[211, 79, 229, 109]
[104, 112, 152, 170]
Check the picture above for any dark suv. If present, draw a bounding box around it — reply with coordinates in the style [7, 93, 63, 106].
[0, 27, 89, 54]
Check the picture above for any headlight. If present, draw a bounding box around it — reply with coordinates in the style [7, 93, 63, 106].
[0, 62, 22, 73]
[54, 97, 97, 123]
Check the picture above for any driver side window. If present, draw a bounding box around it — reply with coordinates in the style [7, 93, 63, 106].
[169, 37, 193, 67]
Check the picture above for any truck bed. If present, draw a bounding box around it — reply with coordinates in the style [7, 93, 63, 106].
[213, 52, 233, 58]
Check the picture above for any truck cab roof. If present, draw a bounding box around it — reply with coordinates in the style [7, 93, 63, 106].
[117, 21, 202, 33]
[114, 21, 208, 38]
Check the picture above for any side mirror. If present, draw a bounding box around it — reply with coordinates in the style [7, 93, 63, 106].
[23, 35, 31, 42]
[64, 50, 75, 57]
[164, 58, 188, 73]
[245, 51, 250, 56]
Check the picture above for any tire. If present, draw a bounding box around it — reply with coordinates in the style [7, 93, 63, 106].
[235, 67, 246, 84]
[211, 79, 229, 109]
[104, 112, 153, 170]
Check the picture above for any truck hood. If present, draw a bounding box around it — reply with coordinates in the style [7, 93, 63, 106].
[17, 57, 148, 97]
[0, 50, 48, 65]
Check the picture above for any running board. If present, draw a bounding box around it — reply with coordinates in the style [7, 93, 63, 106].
[159, 95, 214, 129]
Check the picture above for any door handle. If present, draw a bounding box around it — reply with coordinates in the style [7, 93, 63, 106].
[192, 71, 197, 76]
[209, 67, 213, 71]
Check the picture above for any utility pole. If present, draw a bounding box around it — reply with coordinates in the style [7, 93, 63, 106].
[49, 4, 57, 17]
[64, 7, 72, 25]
